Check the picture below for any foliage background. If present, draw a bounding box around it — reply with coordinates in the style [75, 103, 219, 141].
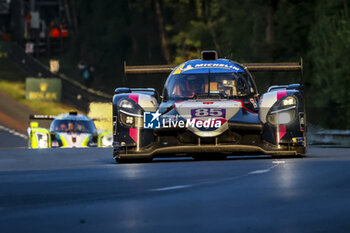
[63, 0, 350, 129]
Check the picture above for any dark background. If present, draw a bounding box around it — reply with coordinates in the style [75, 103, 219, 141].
[5, 0, 350, 129]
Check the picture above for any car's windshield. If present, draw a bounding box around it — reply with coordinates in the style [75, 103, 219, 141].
[164, 72, 254, 100]
[50, 119, 97, 134]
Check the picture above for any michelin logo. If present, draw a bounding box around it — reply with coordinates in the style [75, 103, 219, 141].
[194, 63, 241, 71]
[144, 110, 161, 129]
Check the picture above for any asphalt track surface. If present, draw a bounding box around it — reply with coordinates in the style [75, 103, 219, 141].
[0, 90, 36, 133]
[0, 127, 27, 149]
[1, 132, 350, 232]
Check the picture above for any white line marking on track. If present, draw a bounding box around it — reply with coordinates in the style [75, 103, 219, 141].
[249, 164, 280, 175]
[150, 185, 193, 192]
[150, 163, 282, 193]
[273, 160, 285, 164]
[249, 169, 270, 174]
[0, 125, 27, 139]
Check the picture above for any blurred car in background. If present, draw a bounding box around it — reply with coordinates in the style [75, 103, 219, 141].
[27, 111, 112, 148]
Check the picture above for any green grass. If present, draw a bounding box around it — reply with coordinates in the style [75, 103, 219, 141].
[0, 80, 25, 99]
[0, 80, 79, 115]
[0, 58, 80, 115]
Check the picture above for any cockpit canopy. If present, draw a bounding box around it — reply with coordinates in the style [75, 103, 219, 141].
[163, 72, 256, 100]
[50, 119, 97, 134]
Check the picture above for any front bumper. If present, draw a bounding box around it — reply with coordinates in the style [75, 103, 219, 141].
[114, 144, 301, 159]
[113, 122, 305, 159]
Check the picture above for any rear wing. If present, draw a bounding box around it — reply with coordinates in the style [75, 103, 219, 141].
[243, 60, 303, 72]
[124, 59, 303, 75]
[124, 62, 174, 74]
[29, 114, 56, 120]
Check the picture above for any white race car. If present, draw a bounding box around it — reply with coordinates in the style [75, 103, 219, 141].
[28, 111, 112, 148]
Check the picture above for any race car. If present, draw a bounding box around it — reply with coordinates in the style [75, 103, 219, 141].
[28, 111, 112, 148]
[112, 50, 306, 162]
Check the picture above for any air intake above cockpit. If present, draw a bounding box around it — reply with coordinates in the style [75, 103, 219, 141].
[201, 50, 218, 60]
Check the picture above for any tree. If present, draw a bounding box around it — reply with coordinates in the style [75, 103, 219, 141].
[308, 0, 350, 128]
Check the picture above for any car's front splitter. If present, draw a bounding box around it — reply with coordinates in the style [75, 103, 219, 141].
[114, 144, 299, 160]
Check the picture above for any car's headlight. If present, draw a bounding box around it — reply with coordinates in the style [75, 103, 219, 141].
[282, 96, 296, 106]
[51, 140, 59, 147]
[119, 99, 134, 109]
[267, 107, 297, 125]
[119, 112, 143, 127]
[278, 112, 291, 124]
[118, 99, 143, 128]
[270, 112, 291, 124]
[101, 135, 113, 147]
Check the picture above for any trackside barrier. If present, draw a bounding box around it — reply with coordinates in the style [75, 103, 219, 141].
[10, 42, 112, 112]
[308, 128, 350, 146]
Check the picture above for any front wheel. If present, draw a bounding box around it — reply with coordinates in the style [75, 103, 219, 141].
[115, 157, 153, 164]
[192, 153, 227, 161]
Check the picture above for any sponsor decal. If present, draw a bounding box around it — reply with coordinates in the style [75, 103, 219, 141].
[162, 118, 223, 129]
[26, 78, 62, 101]
[180, 64, 194, 72]
[143, 111, 161, 129]
[194, 63, 241, 71]
[191, 108, 226, 118]
[174, 62, 243, 74]
[143, 110, 223, 129]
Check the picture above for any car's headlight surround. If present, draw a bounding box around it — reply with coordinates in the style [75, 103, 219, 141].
[118, 99, 143, 128]
[267, 95, 298, 125]
[267, 108, 296, 125]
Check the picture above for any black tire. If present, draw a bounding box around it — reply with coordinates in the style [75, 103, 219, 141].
[115, 157, 153, 164]
[192, 154, 227, 161]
